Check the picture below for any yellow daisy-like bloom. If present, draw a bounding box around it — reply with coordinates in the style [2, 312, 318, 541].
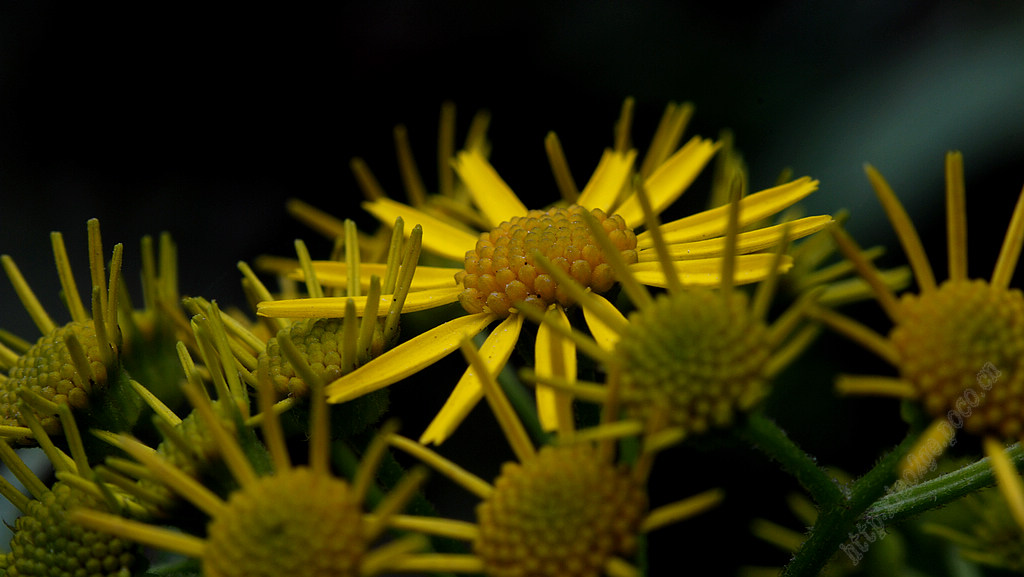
[0, 219, 128, 443]
[258, 101, 828, 445]
[373, 336, 722, 577]
[70, 306, 437, 577]
[234, 216, 422, 407]
[808, 151, 1024, 531]
[0, 385, 148, 576]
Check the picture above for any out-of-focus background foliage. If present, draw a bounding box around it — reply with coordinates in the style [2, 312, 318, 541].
[1, 2, 1023, 574]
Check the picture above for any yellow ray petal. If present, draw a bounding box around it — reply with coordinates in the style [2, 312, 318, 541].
[69, 509, 206, 558]
[325, 313, 496, 403]
[899, 418, 957, 481]
[945, 151, 968, 282]
[638, 215, 831, 260]
[545, 131, 579, 203]
[835, 375, 916, 398]
[308, 261, 459, 291]
[993, 184, 1024, 290]
[864, 163, 937, 293]
[817, 267, 913, 309]
[641, 488, 724, 533]
[576, 148, 638, 213]
[363, 198, 478, 262]
[387, 554, 485, 573]
[605, 558, 641, 577]
[452, 149, 528, 228]
[460, 336, 535, 464]
[638, 101, 693, 180]
[1, 255, 56, 335]
[984, 436, 1024, 532]
[535, 305, 576, 435]
[419, 314, 524, 445]
[438, 101, 457, 198]
[653, 177, 820, 243]
[830, 224, 902, 322]
[807, 305, 900, 366]
[389, 434, 493, 499]
[257, 286, 461, 318]
[617, 136, 719, 229]
[581, 292, 628, 351]
[628, 254, 793, 288]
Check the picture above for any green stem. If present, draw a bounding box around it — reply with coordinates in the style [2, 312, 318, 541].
[741, 411, 844, 507]
[866, 441, 1024, 523]
[780, 432, 917, 577]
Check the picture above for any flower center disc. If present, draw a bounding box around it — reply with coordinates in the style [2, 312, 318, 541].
[262, 318, 349, 398]
[7, 481, 144, 577]
[616, 289, 772, 435]
[2, 321, 107, 436]
[204, 468, 365, 577]
[457, 205, 637, 318]
[474, 445, 647, 577]
[890, 279, 1024, 438]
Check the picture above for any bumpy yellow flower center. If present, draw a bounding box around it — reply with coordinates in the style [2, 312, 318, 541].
[457, 205, 638, 318]
[261, 318, 351, 398]
[2, 321, 108, 436]
[616, 289, 772, 435]
[204, 468, 365, 577]
[5, 482, 144, 577]
[474, 444, 647, 577]
[890, 279, 1024, 438]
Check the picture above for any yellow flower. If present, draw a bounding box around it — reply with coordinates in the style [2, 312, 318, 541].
[70, 300, 437, 577]
[0, 385, 148, 576]
[258, 101, 827, 445]
[808, 151, 1024, 530]
[0, 219, 131, 442]
[369, 336, 723, 577]
[518, 181, 823, 442]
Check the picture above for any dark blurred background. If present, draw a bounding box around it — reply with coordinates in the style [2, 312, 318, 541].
[2, 1, 1023, 573]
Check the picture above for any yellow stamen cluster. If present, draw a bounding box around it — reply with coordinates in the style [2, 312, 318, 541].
[261, 318, 352, 398]
[3, 482, 143, 577]
[890, 279, 1024, 438]
[474, 444, 647, 577]
[2, 321, 107, 435]
[457, 205, 637, 317]
[617, 289, 772, 434]
[203, 467, 366, 577]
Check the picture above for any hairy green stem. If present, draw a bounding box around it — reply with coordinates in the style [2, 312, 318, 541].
[780, 433, 917, 577]
[866, 441, 1023, 523]
[741, 411, 844, 507]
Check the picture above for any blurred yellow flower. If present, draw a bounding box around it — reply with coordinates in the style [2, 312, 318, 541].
[810, 152, 1024, 530]
[372, 336, 722, 577]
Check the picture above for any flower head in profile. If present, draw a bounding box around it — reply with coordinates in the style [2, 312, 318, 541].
[0, 219, 144, 444]
[370, 336, 722, 577]
[808, 152, 1024, 529]
[258, 100, 828, 445]
[71, 297, 438, 577]
[0, 389, 149, 576]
